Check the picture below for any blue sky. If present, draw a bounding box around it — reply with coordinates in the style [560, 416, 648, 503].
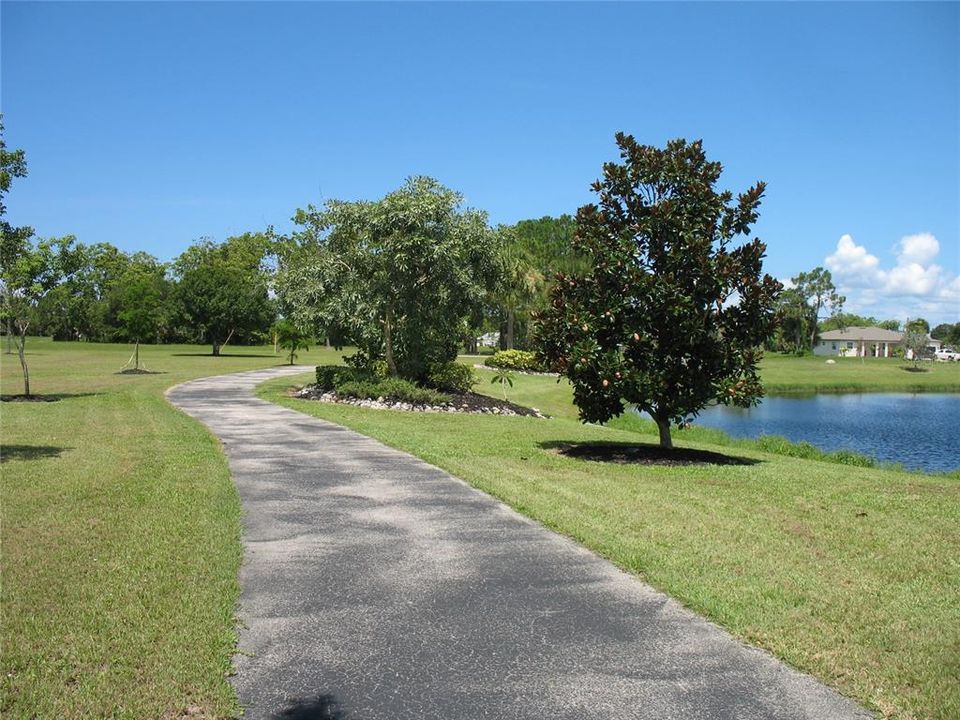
[3, 1, 958, 323]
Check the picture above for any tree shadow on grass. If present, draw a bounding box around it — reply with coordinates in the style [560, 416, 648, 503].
[270, 695, 345, 720]
[0, 392, 99, 403]
[171, 352, 279, 358]
[540, 440, 761, 466]
[900, 365, 931, 373]
[1, 445, 71, 463]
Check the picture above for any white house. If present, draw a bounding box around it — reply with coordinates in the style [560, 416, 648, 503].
[815, 326, 902, 358]
[814, 326, 942, 358]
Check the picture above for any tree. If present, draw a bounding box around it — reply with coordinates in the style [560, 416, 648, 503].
[173, 233, 275, 355]
[278, 176, 500, 382]
[931, 322, 960, 348]
[0, 115, 33, 355]
[905, 317, 929, 335]
[495, 228, 543, 350]
[273, 319, 312, 365]
[902, 324, 928, 366]
[116, 262, 168, 369]
[536, 133, 781, 449]
[1, 237, 66, 396]
[791, 267, 845, 350]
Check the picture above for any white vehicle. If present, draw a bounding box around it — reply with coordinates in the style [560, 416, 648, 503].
[934, 347, 960, 361]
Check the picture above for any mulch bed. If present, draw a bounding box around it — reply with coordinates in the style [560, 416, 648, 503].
[115, 368, 164, 375]
[549, 441, 759, 466]
[293, 385, 547, 418]
[0, 394, 62, 403]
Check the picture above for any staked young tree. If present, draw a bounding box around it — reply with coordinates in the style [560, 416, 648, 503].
[536, 133, 781, 449]
[277, 176, 500, 382]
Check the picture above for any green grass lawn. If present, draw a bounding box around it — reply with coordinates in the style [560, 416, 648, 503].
[0, 339, 343, 719]
[3, 340, 959, 719]
[758, 353, 960, 394]
[261, 367, 960, 720]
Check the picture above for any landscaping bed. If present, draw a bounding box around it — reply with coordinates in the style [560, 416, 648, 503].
[293, 384, 547, 418]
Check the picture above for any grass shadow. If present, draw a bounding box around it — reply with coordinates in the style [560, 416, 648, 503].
[114, 369, 167, 375]
[171, 352, 279, 358]
[900, 365, 931, 373]
[1, 392, 99, 403]
[271, 695, 345, 720]
[540, 440, 761, 466]
[1, 444, 71, 463]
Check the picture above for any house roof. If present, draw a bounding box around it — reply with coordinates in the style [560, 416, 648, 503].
[819, 326, 903, 342]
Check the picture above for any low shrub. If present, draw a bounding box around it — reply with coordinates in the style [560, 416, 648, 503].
[485, 349, 545, 372]
[426, 362, 476, 393]
[315, 365, 369, 390]
[336, 377, 450, 406]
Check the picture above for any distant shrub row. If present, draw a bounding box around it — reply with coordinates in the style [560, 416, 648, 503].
[484, 349, 546, 372]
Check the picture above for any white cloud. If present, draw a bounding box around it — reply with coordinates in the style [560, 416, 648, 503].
[826, 234, 882, 285]
[896, 233, 939, 266]
[822, 233, 959, 322]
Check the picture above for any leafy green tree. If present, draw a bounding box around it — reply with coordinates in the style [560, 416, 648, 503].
[490, 367, 514, 400]
[902, 324, 928, 366]
[273, 319, 312, 365]
[819, 312, 878, 333]
[278, 176, 500, 382]
[1, 237, 67, 396]
[878, 319, 901, 331]
[173, 233, 275, 355]
[536, 133, 781, 449]
[0, 115, 33, 355]
[116, 262, 168, 369]
[791, 267, 845, 350]
[931, 322, 960, 347]
[496, 228, 543, 350]
[905, 317, 929, 335]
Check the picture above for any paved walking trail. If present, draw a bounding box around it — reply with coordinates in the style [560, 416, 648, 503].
[167, 367, 870, 720]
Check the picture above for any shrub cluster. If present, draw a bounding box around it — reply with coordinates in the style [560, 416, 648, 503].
[425, 362, 476, 393]
[315, 365, 451, 406]
[485, 349, 545, 372]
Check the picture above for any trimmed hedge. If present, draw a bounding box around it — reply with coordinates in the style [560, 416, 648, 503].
[484, 349, 546, 372]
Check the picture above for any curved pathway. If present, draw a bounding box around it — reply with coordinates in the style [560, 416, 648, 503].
[167, 367, 870, 720]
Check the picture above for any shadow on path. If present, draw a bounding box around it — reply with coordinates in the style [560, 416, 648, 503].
[270, 695, 345, 720]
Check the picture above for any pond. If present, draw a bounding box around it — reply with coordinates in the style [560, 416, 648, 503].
[684, 394, 960, 473]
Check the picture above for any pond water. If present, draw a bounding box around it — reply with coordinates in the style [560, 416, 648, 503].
[683, 394, 960, 473]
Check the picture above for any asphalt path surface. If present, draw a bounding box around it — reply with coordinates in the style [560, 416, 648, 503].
[167, 366, 871, 720]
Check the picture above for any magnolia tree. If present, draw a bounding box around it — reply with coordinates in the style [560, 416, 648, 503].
[277, 176, 500, 383]
[536, 133, 781, 448]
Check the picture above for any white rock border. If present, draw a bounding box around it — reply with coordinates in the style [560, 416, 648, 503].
[293, 386, 547, 418]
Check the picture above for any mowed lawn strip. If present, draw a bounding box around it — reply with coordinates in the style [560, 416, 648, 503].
[757, 353, 960, 394]
[261, 371, 960, 720]
[0, 339, 343, 719]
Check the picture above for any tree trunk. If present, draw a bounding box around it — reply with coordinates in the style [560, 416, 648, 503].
[506, 308, 515, 350]
[16, 332, 30, 397]
[5, 318, 12, 355]
[212, 340, 221, 356]
[655, 416, 673, 449]
[134, 339, 140, 370]
[384, 304, 398, 377]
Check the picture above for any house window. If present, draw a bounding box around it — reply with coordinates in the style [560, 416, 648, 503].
[846, 342, 854, 349]
[832, 343, 837, 350]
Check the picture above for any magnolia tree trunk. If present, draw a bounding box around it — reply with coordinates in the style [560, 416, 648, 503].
[654, 415, 673, 449]
[212, 340, 221, 356]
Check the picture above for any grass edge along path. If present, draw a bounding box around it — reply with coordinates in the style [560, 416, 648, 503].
[260, 372, 960, 720]
[0, 340, 345, 719]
